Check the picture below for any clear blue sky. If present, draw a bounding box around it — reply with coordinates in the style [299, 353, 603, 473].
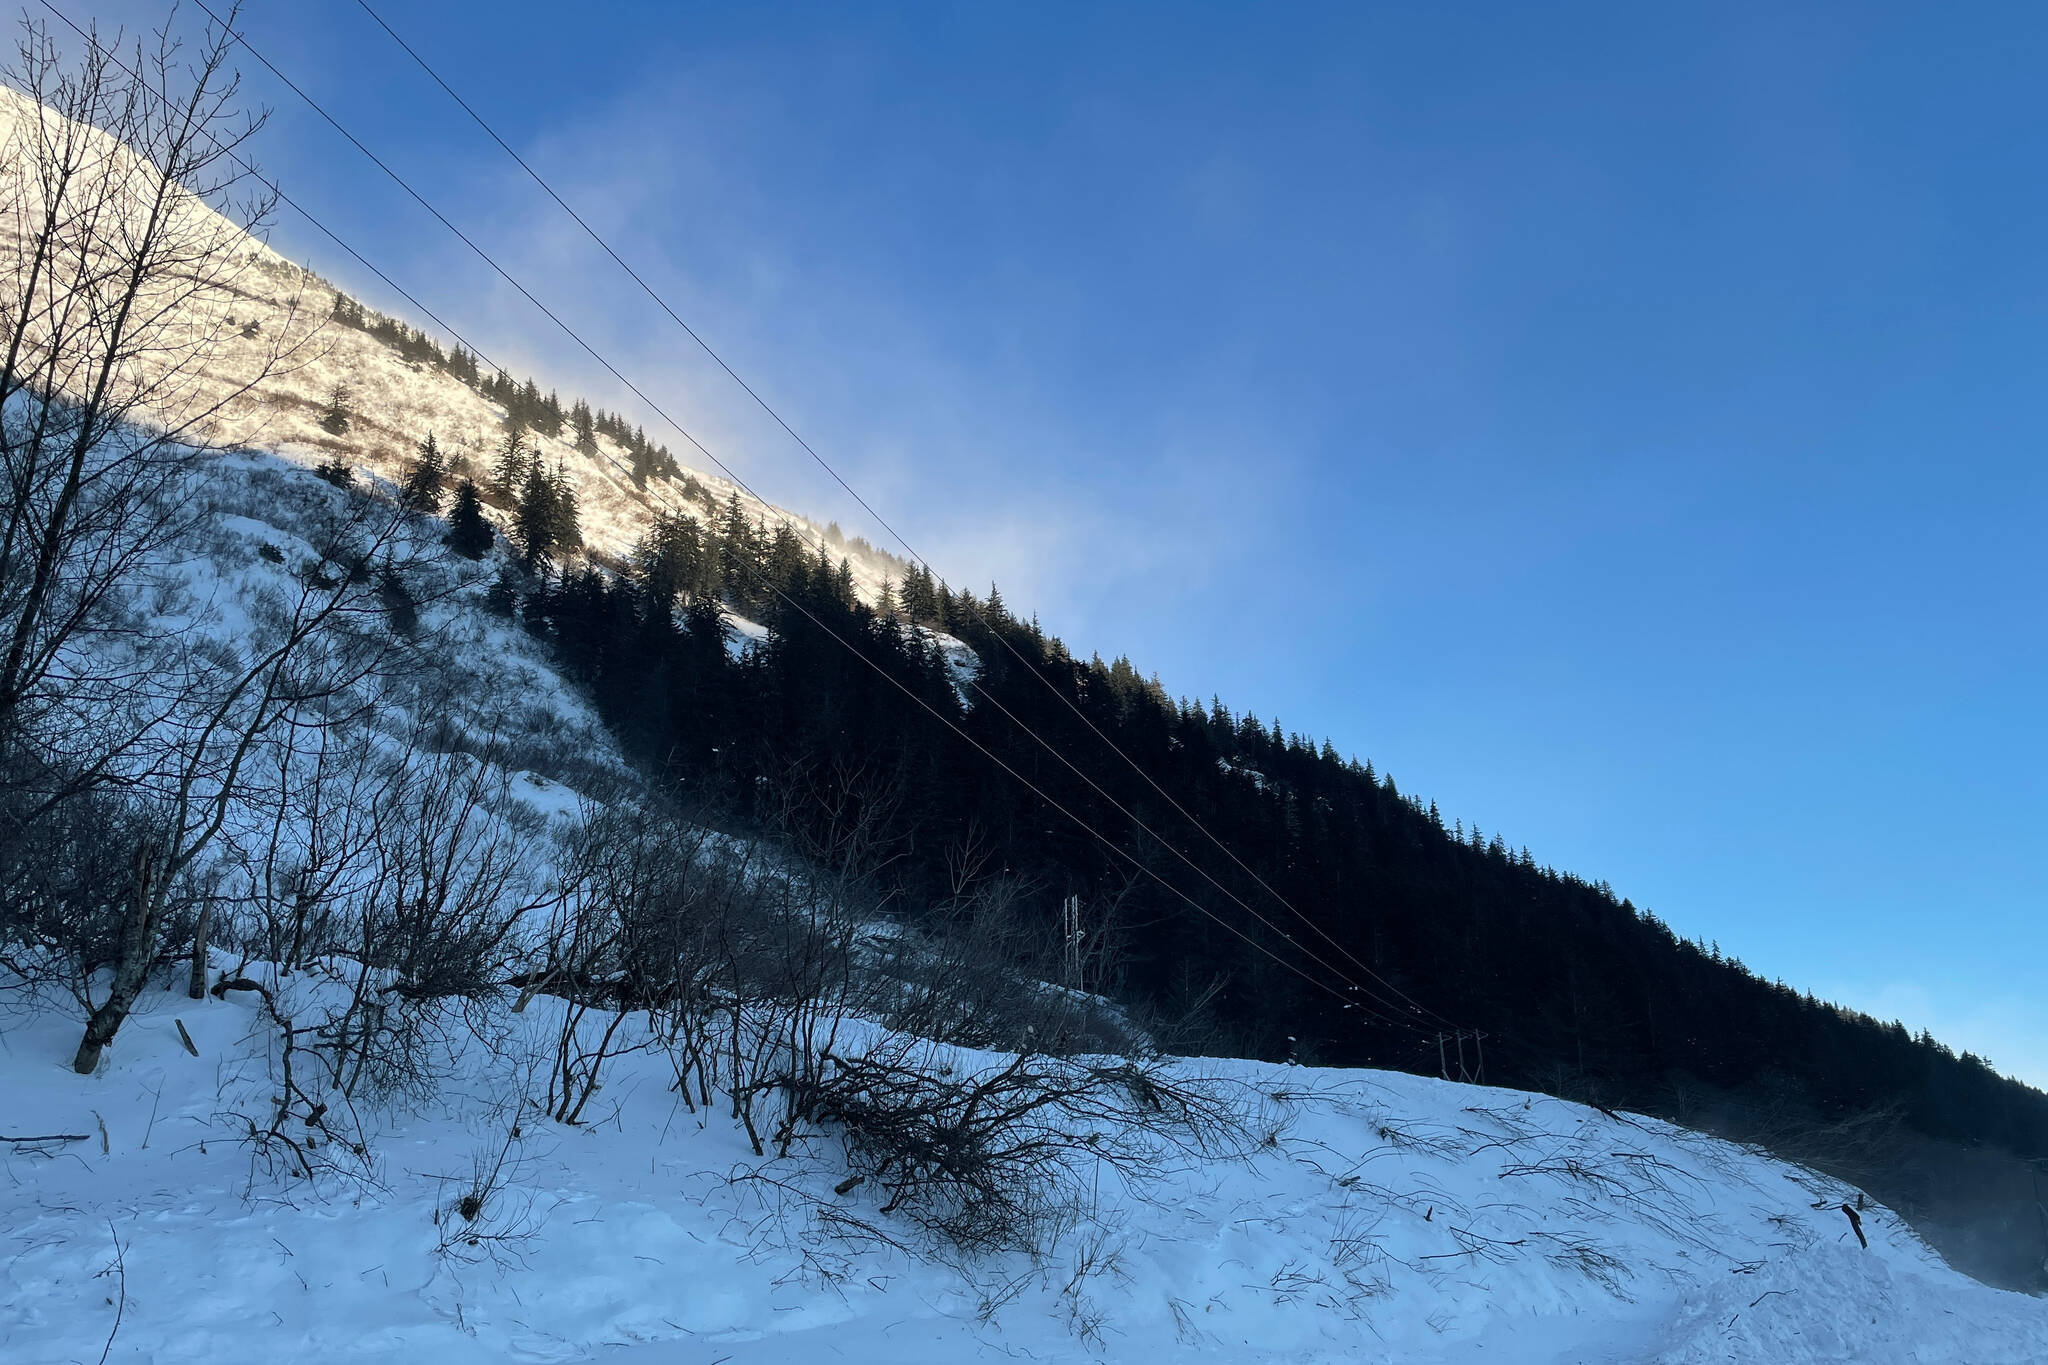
[70, 2, 2047, 1082]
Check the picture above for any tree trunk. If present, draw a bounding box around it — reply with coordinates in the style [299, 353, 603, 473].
[187, 901, 212, 1000]
[72, 843, 163, 1075]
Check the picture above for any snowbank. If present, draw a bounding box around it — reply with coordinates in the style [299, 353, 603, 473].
[4, 973, 2043, 1364]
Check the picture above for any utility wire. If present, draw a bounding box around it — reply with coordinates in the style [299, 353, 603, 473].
[183, 0, 1445, 1039]
[41, 0, 1426, 1040]
[345, 0, 1467, 1035]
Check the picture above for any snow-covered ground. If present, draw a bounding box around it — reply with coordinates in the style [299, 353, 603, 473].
[6, 978, 2046, 1364]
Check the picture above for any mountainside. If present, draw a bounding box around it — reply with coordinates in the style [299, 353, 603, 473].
[0, 83, 910, 608]
[2, 398, 2037, 1363]
[521, 554, 2048, 1289]
[69, 80, 2037, 1284]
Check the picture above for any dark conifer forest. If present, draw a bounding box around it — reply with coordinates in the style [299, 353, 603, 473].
[491, 501, 2048, 1181]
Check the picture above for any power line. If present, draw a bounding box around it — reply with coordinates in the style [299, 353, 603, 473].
[39, 0, 1424, 1039]
[180, 0, 1446, 1039]
[344, 0, 1469, 1036]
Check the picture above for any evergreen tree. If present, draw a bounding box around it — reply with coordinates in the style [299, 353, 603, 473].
[767, 522, 808, 590]
[548, 463, 583, 554]
[318, 382, 353, 436]
[401, 431, 448, 512]
[629, 429, 654, 490]
[571, 399, 598, 456]
[492, 426, 532, 497]
[639, 512, 702, 610]
[900, 563, 938, 624]
[484, 563, 520, 615]
[514, 467, 566, 571]
[444, 478, 493, 559]
[328, 292, 366, 329]
[717, 493, 757, 606]
[378, 567, 419, 636]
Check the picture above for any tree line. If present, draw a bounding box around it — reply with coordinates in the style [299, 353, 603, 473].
[328, 289, 683, 490]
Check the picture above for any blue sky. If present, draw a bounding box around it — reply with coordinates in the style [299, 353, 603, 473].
[65, 2, 2046, 1081]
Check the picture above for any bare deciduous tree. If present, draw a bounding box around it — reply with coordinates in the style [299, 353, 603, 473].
[0, 8, 308, 757]
[0, 8, 349, 1064]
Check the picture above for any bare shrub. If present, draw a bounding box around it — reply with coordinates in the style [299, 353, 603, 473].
[432, 1102, 547, 1268]
[527, 788, 730, 1126]
[210, 971, 378, 1191]
[779, 1036, 1255, 1253]
[316, 729, 553, 1105]
[0, 772, 197, 1004]
[873, 854, 1142, 1059]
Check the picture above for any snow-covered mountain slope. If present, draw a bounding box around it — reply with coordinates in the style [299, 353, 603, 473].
[0, 83, 910, 606]
[46, 444, 629, 849]
[5, 976, 2046, 1365]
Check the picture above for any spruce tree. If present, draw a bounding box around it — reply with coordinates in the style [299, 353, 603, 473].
[401, 431, 448, 512]
[629, 431, 654, 490]
[900, 563, 938, 625]
[444, 479, 494, 559]
[572, 400, 598, 456]
[318, 382, 352, 436]
[484, 563, 519, 615]
[770, 523, 811, 589]
[640, 512, 701, 609]
[717, 493, 756, 605]
[514, 467, 559, 571]
[549, 463, 583, 553]
[492, 426, 532, 497]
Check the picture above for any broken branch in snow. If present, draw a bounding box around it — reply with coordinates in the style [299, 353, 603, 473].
[95, 1219, 127, 1365]
[1, 1133, 91, 1143]
[1840, 1203, 1867, 1249]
